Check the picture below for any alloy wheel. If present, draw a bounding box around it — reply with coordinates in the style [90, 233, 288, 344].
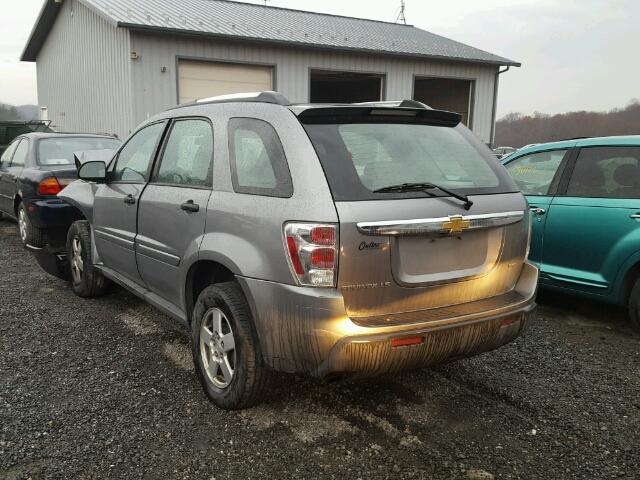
[200, 307, 236, 388]
[70, 237, 84, 283]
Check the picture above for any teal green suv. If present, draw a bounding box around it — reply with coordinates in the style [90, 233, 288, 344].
[503, 136, 640, 330]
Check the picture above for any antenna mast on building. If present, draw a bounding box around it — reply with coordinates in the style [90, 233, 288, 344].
[396, 0, 407, 24]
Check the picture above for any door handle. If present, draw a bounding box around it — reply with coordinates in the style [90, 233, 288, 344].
[530, 207, 546, 215]
[124, 194, 136, 205]
[630, 214, 640, 219]
[181, 200, 200, 213]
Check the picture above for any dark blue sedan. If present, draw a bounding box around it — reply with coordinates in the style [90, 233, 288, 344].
[0, 133, 120, 248]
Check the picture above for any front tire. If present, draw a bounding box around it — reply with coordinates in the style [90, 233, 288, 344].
[18, 203, 45, 247]
[191, 282, 272, 410]
[66, 221, 110, 297]
[627, 279, 640, 332]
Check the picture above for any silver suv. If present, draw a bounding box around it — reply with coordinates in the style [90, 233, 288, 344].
[56, 92, 537, 410]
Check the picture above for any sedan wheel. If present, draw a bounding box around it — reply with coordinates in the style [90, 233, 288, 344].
[18, 208, 28, 243]
[200, 307, 236, 388]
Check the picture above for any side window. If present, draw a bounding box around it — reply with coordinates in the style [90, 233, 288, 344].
[10, 139, 29, 167]
[228, 118, 293, 197]
[155, 119, 213, 187]
[505, 149, 567, 195]
[566, 146, 640, 198]
[112, 122, 165, 182]
[0, 140, 20, 167]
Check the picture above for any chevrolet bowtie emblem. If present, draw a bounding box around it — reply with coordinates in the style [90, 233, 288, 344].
[442, 215, 470, 234]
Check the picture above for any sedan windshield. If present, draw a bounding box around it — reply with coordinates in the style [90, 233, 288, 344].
[38, 137, 121, 166]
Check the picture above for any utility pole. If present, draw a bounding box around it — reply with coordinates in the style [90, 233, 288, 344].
[396, 0, 407, 24]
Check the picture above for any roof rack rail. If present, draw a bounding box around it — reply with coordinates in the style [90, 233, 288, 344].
[170, 91, 291, 110]
[351, 99, 430, 109]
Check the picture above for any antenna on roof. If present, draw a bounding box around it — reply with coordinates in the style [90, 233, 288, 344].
[395, 0, 407, 24]
[262, 0, 270, 6]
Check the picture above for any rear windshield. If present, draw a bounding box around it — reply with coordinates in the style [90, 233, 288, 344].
[302, 121, 517, 201]
[38, 137, 121, 166]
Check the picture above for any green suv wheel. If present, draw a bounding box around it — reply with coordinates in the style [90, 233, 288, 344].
[627, 279, 640, 332]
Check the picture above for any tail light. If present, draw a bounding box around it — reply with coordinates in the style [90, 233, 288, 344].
[284, 223, 338, 287]
[38, 177, 73, 196]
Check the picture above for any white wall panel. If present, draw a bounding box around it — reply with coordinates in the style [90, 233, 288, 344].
[36, 0, 132, 139]
[130, 33, 498, 142]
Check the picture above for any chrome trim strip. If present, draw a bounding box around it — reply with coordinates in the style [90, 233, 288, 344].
[357, 211, 525, 236]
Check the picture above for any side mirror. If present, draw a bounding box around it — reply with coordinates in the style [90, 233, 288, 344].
[78, 161, 107, 183]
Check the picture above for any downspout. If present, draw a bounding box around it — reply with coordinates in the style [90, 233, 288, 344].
[490, 66, 510, 148]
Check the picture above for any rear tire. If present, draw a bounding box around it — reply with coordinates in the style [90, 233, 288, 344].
[66, 221, 110, 298]
[18, 203, 45, 247]
[191, 282, 272, 410]
[627, 279, 640, 332]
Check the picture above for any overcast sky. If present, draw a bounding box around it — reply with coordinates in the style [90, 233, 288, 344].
[1, 0, 638, 117]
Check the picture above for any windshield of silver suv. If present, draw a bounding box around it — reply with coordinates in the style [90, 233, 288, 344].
[302, 116, 518, 201]
[38, 137, 121, 166]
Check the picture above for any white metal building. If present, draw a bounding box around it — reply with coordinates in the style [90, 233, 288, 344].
[21, 0, 519, 143]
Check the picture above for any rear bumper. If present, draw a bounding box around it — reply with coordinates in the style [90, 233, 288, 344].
[239, 262, 538, 377]
[25, 243, 69, 280]
[24, 198, 81, 230]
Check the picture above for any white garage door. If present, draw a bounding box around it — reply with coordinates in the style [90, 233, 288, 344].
[178, 60, 274, 104]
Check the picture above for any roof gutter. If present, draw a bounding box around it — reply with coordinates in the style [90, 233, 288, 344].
[490, 66, 510, 148]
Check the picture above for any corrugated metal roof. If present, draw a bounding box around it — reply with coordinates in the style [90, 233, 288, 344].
[22, 0, 520, 66]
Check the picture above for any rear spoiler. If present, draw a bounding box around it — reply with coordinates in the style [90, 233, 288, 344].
[296, 106, 461, 127]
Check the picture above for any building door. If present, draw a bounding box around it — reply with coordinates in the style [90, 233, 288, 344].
[310, 70, 384, 103]
[413, 77, 473, 126]
[178, 60, 274, 104]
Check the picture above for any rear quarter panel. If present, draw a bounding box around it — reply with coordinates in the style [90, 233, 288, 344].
[195, 102, 339, 283]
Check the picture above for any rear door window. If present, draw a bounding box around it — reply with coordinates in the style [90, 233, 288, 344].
[566, 146, 640, 198]
[154, 119, 214, 187]
[505, 150, 567, 195]
[0, 139, 20, 167]
[302, 118, 516, 201]
[10, 139, 29, 167]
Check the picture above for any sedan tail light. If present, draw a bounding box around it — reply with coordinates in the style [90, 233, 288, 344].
[37, 177, 73, 196]
[38, 177, 62, 195]
[284, 223, 338, 287]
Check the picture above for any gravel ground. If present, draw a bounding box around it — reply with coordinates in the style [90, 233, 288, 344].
[1, 217, 639, 480]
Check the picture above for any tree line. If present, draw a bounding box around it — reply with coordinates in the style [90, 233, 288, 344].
[0, 103, 22, 121]
[495, 100, 640, 148]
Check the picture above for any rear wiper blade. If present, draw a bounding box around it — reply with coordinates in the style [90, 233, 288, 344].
[372, 182, 473, 210]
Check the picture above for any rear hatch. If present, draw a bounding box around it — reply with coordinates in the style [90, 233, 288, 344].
[299, 105, 530, 324]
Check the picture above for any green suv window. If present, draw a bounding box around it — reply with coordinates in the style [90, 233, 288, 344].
[505, 150, 567, 196]
[566, 146, 640, 198]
